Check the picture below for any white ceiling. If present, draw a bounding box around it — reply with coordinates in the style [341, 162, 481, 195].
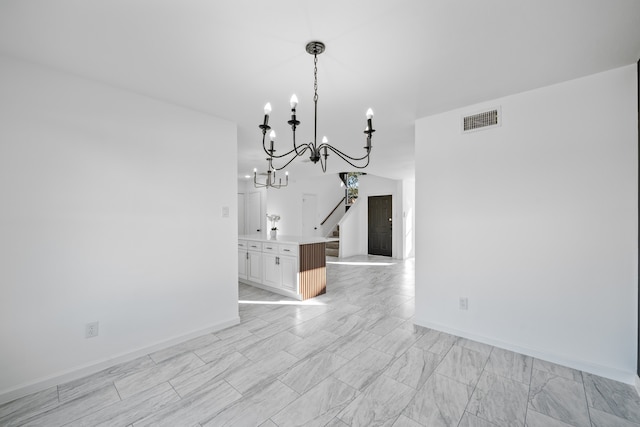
[1, 1, 639, 181]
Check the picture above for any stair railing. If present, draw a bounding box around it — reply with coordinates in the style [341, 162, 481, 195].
[320, 196, 347, 226]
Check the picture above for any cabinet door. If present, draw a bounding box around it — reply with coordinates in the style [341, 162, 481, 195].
[238, 249, 248, 279]
[279, 255, 298, 292]
[247, 251, 262, 283]
[262, 253, 280, 288]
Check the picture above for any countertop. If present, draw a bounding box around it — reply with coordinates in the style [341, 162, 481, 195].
[239, 234, 332, 245]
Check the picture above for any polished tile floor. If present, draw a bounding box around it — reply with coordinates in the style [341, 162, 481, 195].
[2, 256, 640, 426]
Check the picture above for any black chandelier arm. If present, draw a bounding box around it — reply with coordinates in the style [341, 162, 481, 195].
[292, 128, 309, 157]
[264, 145, 300, 160]
[318, 143, 372, 163]
[260, 129, 273, 158]
[268, 143, 315, 171]
[261, 131, 301, 160]
[331, 150, 371, 169]
[317, 145, 371, 172]
[261, 120, 311, 160]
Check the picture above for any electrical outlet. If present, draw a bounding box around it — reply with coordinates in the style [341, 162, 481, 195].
[85, 322, 99, 338]
[459, 297, 468, 310]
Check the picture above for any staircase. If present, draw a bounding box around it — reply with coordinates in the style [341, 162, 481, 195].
[325, 225, 340, 257]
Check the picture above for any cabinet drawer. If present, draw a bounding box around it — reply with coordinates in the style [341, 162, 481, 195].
[262, 243, 278, 253]
[279, 244, 297, 256]
[247, 241, 262, 251]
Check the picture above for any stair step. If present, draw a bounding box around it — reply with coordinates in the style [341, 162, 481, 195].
[326, 224, 340, 257]
[325, 248, 339, 257]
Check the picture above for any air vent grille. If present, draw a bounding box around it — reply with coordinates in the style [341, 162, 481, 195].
[462, 108, 500, 133]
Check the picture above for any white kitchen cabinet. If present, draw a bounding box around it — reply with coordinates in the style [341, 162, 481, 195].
[279, 255, 298, 292]
[239, 240, 263, 284]
[262, 253, 281, 288]
[238, 235, 327, 300]
[238, 249, 248, 279]
[247, 250, 262, 283]
[262, 252, 298, 292]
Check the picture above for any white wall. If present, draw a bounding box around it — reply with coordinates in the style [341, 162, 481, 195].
[415, 65, 638, 383]
[265, 174, 345, 236]
[0, 56, 239, 402]
[339, 199, 365, 258]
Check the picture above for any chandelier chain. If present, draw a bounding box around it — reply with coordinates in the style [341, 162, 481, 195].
[313, 53, 319, 153]
[313, 54, 319, 103]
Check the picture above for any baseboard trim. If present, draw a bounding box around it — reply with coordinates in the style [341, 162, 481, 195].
[414, 317, 636, 385]
[0, 316, 240, 406]
[238, 278, 302, 301]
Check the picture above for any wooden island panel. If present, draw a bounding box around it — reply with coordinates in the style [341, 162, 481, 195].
[299, 242, 327, 300]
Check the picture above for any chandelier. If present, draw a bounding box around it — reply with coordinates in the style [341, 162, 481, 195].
[253, 165, 288, 189]
[258, 41, 375, 174]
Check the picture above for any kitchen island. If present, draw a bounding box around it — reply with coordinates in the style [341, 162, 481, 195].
[238, 234, 328, 300]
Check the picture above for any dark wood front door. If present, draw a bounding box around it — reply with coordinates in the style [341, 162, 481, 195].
[368, 195, 392, 257]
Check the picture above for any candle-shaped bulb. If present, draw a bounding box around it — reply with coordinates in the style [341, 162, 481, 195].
[285, 171, 289, 176]
[366, 108, 374, 119]
[322, 136, 328, 144]
[262, 103, 272, 127]
[253, 168, 257, 173]
[269, 130, 276, 141]
[289, 94, 298, 109]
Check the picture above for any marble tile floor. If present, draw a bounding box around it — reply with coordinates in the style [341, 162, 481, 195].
[2, 256, 640, 426]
